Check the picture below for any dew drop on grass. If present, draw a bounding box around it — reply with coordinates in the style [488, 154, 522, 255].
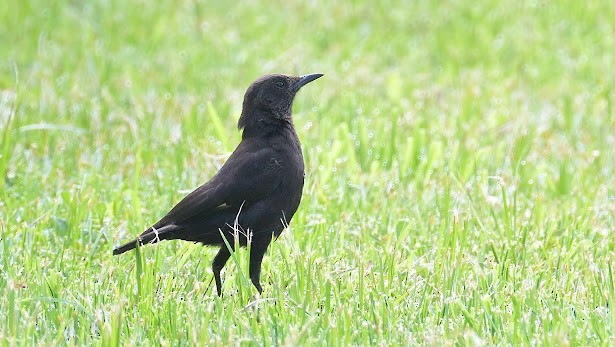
[304, 121, 313, 130]
[528, 179, 534, 185]
[521, 160, 526, 166]
[312, 106, 318, 112]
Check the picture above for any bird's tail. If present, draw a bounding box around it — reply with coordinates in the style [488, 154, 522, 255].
[112, 239, 140, 255]
[112, 224, 178, 255]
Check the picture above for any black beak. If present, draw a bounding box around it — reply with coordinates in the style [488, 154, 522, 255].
[293, 73, 324, 92]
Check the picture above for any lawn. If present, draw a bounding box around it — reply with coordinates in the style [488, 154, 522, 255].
[1, 0, 614, 345]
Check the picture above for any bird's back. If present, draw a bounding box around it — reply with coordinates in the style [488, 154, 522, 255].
[147, 126, 304, 246]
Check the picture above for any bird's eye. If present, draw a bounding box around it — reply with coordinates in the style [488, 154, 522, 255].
[275, 80, 285, 88]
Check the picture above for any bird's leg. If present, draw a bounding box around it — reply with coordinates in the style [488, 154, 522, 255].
[212, 246, 232, 296]
[249, 243, 270, 294]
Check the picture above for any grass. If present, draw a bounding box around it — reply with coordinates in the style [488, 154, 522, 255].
[1, 0, 614, 345]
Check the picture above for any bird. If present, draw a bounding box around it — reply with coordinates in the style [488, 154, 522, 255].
[113, 73, 323, 296]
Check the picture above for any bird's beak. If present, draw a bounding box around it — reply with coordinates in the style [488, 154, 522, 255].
[293, 73, 324, 92]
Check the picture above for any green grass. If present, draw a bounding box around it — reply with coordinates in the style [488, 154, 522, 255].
[1, 0, 614, 345]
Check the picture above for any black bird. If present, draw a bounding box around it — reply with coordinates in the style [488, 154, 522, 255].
[113, 73, 323, 296]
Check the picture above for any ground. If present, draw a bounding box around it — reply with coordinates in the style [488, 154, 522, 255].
[1, 0, 614, 345]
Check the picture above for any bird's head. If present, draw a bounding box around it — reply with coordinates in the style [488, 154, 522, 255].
[238, 73, 323, 131]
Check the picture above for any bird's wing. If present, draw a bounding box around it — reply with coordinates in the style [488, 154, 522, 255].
[150, 146, 284, 229]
